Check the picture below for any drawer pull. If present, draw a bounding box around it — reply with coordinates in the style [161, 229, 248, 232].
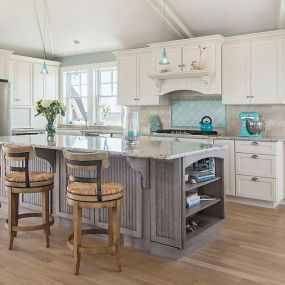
[251, 177, 259, 182]
[251, 155, 259, 159]
[251, 141, 259, 146]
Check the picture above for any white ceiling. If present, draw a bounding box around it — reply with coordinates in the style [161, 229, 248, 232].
[0, 0, 283, 59]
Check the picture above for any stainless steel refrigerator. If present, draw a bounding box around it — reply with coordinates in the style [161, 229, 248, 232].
[0, 79, 11, 136]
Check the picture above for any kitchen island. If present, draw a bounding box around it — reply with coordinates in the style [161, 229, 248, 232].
[0, 134, 225, 259]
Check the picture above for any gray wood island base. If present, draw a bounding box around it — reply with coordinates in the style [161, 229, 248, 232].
[0, 134, 225, 259]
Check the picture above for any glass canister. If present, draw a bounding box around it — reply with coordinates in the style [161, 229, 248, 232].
[123, 106, 140, 144]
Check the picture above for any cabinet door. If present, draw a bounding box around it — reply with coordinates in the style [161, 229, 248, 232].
[17, 61, 33, 105]
[44, 65, 58, 100]
[154, 47, 182, 73]
[182, 43, 215, 72]
[33, 63, 44, 102]
[117, 55, 137, 106]
[137, 53, 158, 105]
[250, 38, 283, 104]
[0, 55, 9, 80]
[11, 107, 31, 128]
[222, 42, 251, 104]
[9, 60, 17, 105]
[214, 139, 235, 196]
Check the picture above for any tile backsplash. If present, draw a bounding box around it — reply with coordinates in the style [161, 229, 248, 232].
[171, 99, 226, 129]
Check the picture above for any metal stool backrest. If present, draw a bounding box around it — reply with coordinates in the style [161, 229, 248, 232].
[2, 145, 37, 188]
[63, 150, 109, 201]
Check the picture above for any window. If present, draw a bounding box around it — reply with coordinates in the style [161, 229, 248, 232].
[96, 68, 121, 125]
[62, 62, 121, 126]
[65, 71, 88, 125]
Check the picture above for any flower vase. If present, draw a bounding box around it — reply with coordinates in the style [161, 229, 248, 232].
[46, 119, 56, 143]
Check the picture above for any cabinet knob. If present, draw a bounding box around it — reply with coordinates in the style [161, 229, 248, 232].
[251, 177, 259, 182]
[133, 98, 139, 101]
[251, 141, 259, 146]
[251, 154, 259, 159]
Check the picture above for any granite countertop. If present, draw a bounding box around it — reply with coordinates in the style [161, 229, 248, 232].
[150, 132, 285, 142]
[0, 134, 225, 160]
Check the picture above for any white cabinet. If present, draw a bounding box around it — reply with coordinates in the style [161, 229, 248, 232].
[236, 175, 276, 202]
[116, 50, 162, 106]
[9, 55, 60, 129]
[250, 38, 283, 104]
[234, 140, 283, 203]
[11, 108, 31, 128]
[222, 43, 251, 104]
[10, 60, 33, 106]
[214, 139, 235, 196]
[223, 31, 285, 105]
[117, 54, 137, 105]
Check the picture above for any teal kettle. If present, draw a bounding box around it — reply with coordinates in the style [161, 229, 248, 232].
[199, 116, 213, 132]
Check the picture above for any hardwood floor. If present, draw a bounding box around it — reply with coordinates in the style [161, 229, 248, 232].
[0, 202, 285, 285]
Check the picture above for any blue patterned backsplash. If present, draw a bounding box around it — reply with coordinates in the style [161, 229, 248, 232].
[171, 99, 226, 129]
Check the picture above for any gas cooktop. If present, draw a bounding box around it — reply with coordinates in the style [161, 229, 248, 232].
[155, 129, 218, 136]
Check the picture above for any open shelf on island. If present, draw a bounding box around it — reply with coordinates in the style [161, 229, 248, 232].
[185, 198, 221, 217]
[185, 176, 221, 191]
[186, 215, 224, 242]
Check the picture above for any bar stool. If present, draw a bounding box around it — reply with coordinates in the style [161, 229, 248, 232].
[63, 150, 124, 275]
[2, 145, 54, 249]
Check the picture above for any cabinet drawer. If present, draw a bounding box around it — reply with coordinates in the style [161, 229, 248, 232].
[235, 140, 277, 155]
[236, 175, 276, 201]
[235, 153, 276, 178]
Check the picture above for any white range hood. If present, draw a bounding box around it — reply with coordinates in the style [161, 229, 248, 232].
[147, 35, 223, 95]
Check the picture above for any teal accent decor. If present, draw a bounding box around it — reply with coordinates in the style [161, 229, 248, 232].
[171, 99, 226, 129]
[41, 62, 49, 75]
[159, 48, 170, 65]
[149, 115, 162, 132]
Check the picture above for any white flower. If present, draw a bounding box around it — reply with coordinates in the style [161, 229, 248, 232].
[41, 100, 53, 108]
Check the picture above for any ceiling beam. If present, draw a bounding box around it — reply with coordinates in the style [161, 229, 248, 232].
[279, 0, 285, 28]
[147, 0, 193, 39]
[32, 0, 54, 58]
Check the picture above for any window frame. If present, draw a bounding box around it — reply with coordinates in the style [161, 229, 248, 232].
[60, 61, 119, 126]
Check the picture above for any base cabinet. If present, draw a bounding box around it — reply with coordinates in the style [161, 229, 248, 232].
[236, 175, 276, 202]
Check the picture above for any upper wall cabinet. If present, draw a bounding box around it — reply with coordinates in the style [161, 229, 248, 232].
[8, 55, 60, 129]
[0, 49, 13, 80]
[10, 60, 33, 106]
[222, 31, 285, 105]
[115, 35, 223, 106]
[116, 49, 167, 106]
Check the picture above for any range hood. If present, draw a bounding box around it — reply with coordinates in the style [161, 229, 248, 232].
[147, 69, 218, 95]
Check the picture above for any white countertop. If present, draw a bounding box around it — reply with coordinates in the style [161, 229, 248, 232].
[0, 134, 225, 160]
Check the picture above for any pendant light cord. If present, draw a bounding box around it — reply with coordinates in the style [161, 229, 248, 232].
[163, 0, 166, 40]
[43, 0, 47, 60]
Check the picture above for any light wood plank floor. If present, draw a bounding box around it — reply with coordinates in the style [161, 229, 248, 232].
[0, 202, 285, 285]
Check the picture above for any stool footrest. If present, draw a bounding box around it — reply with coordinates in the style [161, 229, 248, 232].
[67, 228, 123, 254]
[5, 213, 54, 232]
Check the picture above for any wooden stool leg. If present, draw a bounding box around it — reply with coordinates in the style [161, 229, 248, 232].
[112, 200, 122, 272]
[13, 193, 19, 238]
[8, 190, 15, 250]
[73, 203, 82, 275]
[41, 191, 50, 248]
[108, 208, 113, 248]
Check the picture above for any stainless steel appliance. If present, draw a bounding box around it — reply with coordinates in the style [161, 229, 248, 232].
[155, 129, 218, 135]
[0, 79, 11, 136]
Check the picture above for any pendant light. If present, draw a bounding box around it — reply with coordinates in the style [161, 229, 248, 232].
[159, 0, 170, 72]
[41, 0, 48, 75]
[73, 40, 80, 77]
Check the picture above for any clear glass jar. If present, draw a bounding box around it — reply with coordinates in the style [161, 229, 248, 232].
[123, 106, 140, 144]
